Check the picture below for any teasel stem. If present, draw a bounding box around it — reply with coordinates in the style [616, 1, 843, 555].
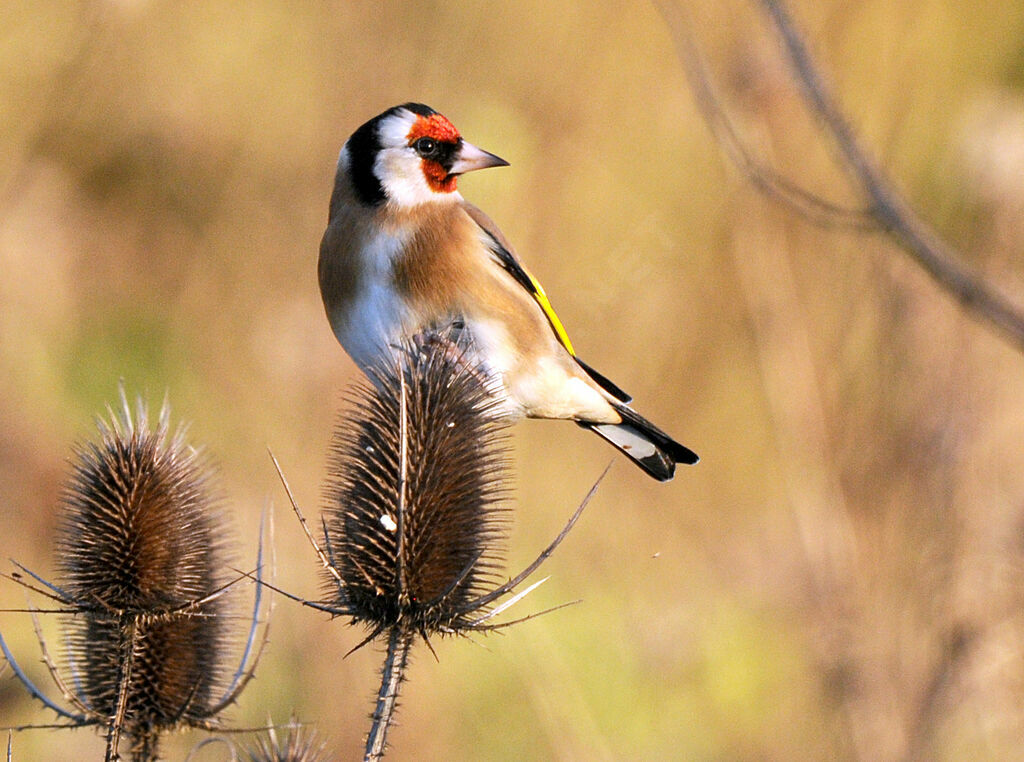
[362, 364, 415, 762]
[365, 627, 414, 762]
[106, 617, 138, 762]
[361, 369, 414, 762]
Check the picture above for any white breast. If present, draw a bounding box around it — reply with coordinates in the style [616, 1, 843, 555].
[328, 230, 410, 372]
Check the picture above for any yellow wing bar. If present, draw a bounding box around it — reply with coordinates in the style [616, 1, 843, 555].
[526, 271, 575, 356]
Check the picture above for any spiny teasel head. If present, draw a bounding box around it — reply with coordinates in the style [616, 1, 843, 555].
[321, 333, 512, 638]
[296, 332, 597, 761]
[55, 393, 236, 751]
[58, 396, 226, 613]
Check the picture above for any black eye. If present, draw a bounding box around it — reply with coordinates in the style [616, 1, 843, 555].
[413, 137, 438, 157]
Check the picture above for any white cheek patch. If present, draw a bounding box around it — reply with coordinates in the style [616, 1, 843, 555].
[376, 148, 437, 207]
[373, 110, 438, 206]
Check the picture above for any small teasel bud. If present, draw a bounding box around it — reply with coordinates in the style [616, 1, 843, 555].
[241, 719, 329, 762]
[56, 394, 235, 758]
[321, 333, 511, 637]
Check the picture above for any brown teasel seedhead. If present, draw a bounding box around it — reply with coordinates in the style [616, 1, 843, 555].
[56, 395, 235, 732]
[298, 331, 598, 762]
[321, 332, 513, 637]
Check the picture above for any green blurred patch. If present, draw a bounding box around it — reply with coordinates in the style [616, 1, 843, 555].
[697, 604, 809, 745]
[62, 307, 183, 416]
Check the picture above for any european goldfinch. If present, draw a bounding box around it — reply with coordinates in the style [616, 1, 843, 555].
[319, 103, 698, 480]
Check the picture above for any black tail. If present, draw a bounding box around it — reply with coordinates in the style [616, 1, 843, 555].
[578, 403, 699, 481]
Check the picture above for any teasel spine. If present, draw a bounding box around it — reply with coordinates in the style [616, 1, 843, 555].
[319, 335, 513, 640]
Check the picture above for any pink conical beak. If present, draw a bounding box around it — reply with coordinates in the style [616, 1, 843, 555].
[449, 141, 509, 175]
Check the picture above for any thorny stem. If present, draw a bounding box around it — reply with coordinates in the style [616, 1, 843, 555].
[105, 617, 137, 762]
[363, 374, 413, 762]
[364, 627, 413, 762]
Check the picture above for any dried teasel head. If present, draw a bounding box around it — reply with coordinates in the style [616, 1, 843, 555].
[56, 394, 235, 744]
[321, 333, 512, 639]
[0, 391, 267, 762]
[279, 332, 598, 762]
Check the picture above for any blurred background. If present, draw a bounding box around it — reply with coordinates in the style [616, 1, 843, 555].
[2, 1, 1024, 759]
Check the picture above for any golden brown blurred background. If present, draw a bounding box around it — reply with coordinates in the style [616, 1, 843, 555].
[3, 1, 1024, 759]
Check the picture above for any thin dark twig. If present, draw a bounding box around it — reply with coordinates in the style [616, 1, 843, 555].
[654, 0, 875, 230]
[229, 569, 339, 615]
[9, 561, 74, 602]
[421, 550, 484, 609]
[344, 626, 385, 659]
[7, 562, 74, 601]
[467, 598, 583, 632]
[11, 568, 252, 623]
[755, 0, 1024, 351]
[29, 607, 92, 717]
[467, 576, 551, 626]
[268, 449, 343, 584]
[1, 721, 99, 733]
[166, 679, 206, 730]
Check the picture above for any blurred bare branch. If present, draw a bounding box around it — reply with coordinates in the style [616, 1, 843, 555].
[655, 0, 875, 231]
[658, 0, 1024, 353]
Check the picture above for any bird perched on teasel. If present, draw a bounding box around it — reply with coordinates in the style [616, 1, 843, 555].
[318, 102, 698, 480]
